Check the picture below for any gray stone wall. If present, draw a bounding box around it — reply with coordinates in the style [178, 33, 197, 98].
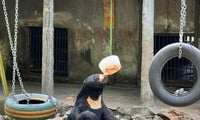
[155, 0, 195, 33]
[0, 0, 196, 84]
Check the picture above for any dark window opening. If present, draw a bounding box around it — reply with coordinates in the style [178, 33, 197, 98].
[29, 27, 68, 77]
[30, 27, 42, 72]
[54, 28, 68, 76]
[154, 33, 197, 90]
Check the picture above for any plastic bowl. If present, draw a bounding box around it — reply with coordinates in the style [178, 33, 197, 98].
[98, 55, 121, 75]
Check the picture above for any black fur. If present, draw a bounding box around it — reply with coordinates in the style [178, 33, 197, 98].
[67, 74, 117, 120]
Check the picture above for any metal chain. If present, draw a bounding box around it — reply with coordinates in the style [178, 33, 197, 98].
[178, 0, 187, 59]
[1, 0, 28, 95]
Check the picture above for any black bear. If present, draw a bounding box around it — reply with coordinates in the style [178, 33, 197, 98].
[67, 74, 117, 120]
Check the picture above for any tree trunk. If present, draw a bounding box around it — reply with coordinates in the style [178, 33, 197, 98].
[42, 0, 54, 95]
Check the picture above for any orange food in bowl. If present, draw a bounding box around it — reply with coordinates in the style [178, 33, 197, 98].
[102, 64, 121, 75]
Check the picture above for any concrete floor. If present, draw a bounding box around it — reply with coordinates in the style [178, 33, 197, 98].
[1, 81, 200, 117]
[0, 81, 140, 108]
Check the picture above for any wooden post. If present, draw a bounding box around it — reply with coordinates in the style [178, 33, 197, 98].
[0, 52, 9, 97]
[141, 0, 154, 106]
[42, 0, 54, 95]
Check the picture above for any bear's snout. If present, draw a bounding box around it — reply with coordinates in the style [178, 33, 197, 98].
[99, 74, 108, 84]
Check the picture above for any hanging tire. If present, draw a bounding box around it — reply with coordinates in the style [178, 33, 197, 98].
[149, 43, 200, 107]
[4, 93, 57, 120]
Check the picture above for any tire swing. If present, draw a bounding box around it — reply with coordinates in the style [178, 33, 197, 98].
[1, 0, 57, 119]
[4, 94, 57, 120]
[149, 43, 200, 107]
[149, 0, 200, 107]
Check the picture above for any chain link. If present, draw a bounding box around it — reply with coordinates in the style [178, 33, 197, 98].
[1, 0, 28, 95]
[178, 0, 187, 59]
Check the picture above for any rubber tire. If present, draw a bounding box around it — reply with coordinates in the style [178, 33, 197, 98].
[4, 93, 57, 120]
[149, 43, 200, 107]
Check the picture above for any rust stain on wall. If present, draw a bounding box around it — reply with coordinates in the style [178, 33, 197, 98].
[104, 0, 114, 28]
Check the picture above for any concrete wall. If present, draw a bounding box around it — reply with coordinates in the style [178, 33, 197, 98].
[155, 0, 195, 33]
[0, 0, 196, 84]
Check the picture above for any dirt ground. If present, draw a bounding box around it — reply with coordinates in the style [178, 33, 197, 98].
[1, 81, 200, 119]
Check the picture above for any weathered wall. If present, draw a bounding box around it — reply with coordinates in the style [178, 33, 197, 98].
[155, 0, 195, 33]
[0, 0, 140, 84]
[54, 0, 140, 84]
[0, 0, 196, 84]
